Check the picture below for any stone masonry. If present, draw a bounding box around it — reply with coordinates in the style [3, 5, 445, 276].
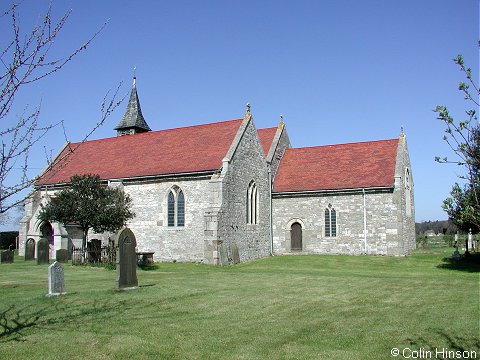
[204, 113, 271, 264]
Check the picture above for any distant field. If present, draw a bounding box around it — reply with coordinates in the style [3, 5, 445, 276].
[0, 246, 478, 360]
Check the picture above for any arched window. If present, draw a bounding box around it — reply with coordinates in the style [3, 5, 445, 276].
[247, 180, 258, 224]
[325, 204, 337, 237]
[167, 186, 185, 227]
[405, 168, 412, 217]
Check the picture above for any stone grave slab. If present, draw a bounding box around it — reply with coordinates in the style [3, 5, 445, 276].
[115, 228, 138, 290]
[47, 261, 66, 296]
[25, 238, 35, 261]
[37, 238, 50, 265]
[1, 250, 14, 264]
[56, 249, 70, 263]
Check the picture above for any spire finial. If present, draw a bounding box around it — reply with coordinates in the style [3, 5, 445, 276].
[280, 114, 284, 124]
[400, 125, 405, 136]
[133, 66, 137, 79]
[246, 102, 251, 114]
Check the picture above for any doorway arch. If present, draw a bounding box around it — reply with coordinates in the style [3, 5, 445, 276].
[40, 222, 54, 245]
[290, 222, 303, 251]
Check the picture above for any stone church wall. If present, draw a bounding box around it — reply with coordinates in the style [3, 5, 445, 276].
[272, 190, 410, 256]
[212, 118, 271, 264]
[123, 177, 211, 262]
[393, 134, 416, 255]
[268, 124, 291, 180]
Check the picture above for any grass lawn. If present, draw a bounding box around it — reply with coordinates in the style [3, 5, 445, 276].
[0, 246, 478, 360]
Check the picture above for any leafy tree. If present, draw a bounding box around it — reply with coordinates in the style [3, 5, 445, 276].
[435, 50, 480, 233]
[38, 174, 135, 256]
[442, 183, 479, 234]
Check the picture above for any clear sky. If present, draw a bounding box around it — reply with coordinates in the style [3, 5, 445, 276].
[1, 0, 478, 230]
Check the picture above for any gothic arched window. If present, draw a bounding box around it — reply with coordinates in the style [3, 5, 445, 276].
[405, 168, 412, 217]
[325, 204, 337, 237]
[167, 186, 185, 227]
[247, 180, 258, 224]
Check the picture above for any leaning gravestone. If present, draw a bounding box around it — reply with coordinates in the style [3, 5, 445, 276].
[37, 238, 50, 265]
[115, 228, 138, 290]
[1, 250, 14, 264]
[47, 261, 66, 296]
[56, 249, 70, 263]
[25, 238, 35, 261]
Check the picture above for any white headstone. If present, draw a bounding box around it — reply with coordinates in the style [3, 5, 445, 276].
[47, 261, 66, 296]
[468, 231, 474, 252]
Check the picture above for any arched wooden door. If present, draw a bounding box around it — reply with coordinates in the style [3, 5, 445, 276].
[291, 222, 302, 251]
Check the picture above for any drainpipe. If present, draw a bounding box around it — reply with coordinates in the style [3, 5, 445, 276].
[362, 188, 367, 254]
[268, 167, 273, 256]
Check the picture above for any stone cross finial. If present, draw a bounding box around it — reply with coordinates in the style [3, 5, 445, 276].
[246, 103, 251, 114]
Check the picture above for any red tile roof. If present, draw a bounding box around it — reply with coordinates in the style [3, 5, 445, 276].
[37, 119, 243, 185]
[273, 139, 399, 192]
[257, 127, 277, 156]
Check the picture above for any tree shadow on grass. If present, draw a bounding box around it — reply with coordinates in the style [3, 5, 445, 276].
[407, 330, 480, 353]
[436, 253, 480, 272]
[0, 300, 126, 342]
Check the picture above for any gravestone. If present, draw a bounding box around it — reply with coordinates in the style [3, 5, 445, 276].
[56, 249, 70, 263]
[230, 242, 240, 264]
[25, 238, 35, 261]
[1, 250, 14, 264]
[468, 230, 474, 253]
[37, 238, 50, 265]
[88, 239, 101, 263]
[218, 242, 228, 265]
[115, 228, 138, 289]
[47, 261, 66, 296]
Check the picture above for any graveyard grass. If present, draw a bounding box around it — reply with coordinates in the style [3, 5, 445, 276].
[0, 247, 478, 360]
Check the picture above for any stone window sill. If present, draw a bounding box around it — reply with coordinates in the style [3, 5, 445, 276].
[165, 226, 186, 231]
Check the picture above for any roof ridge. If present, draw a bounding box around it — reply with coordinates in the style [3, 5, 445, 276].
[287, 138, 398, 151]
[67, 118, 245, 147]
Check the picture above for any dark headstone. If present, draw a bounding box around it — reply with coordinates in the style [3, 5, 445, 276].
[25, 238, 35, 261]
[230, 242, 240, 264]
[87, 239, 101, 263]
[1, 250, 14, 264]
[115, 228, 138, 289]
[47, 261, 66, 296]
[56, 249, 70, 263]
[37, 238, 50, 265]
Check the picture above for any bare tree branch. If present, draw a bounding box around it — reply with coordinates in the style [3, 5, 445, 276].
[0, 3, 122, 215]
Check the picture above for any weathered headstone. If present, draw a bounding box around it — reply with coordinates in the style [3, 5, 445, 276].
[468, 230, 474, 253]
[1, 250, 14, 264]
[25, 238, 35, 261]
[115, 228, 138, 289]
[37, 238, 50, 265]
[56, 249, 70, 263]
[47, 261, 66, 296]
[230, 242, 240, 264]
[88, 239, 101, 263]
[218, 242, 228, 265]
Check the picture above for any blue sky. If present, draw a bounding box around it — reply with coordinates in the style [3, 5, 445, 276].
[1, 0, 478, 230]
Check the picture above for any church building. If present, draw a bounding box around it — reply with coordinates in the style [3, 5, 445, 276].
[19, 78, 416, 264]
